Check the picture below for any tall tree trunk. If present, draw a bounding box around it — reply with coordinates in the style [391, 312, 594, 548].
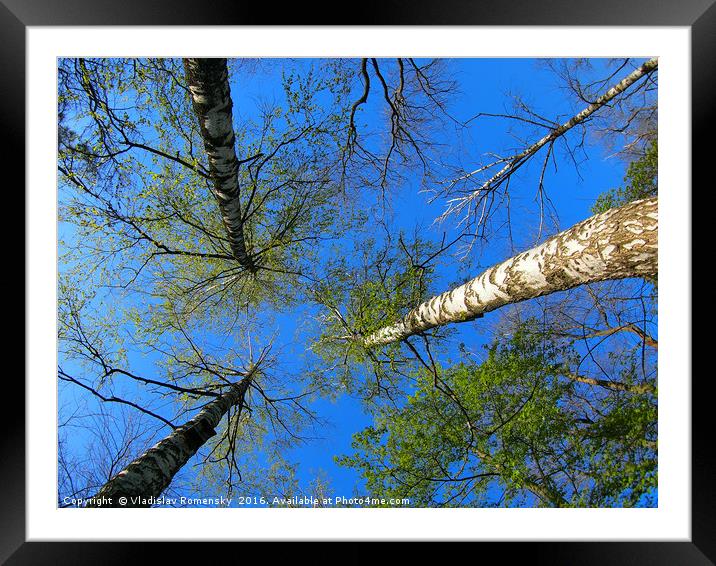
[364, 197, 657, 348]
[184, 58, 257, 272]
[86, 378, 250, 507]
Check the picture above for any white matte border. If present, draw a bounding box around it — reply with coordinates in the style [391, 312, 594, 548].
[27, 26, 691, 541]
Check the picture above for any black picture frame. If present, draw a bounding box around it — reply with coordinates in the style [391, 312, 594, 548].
[6, 1, 708, 562]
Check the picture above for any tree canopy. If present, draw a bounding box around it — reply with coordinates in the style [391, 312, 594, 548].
[57, 56, 658, 508]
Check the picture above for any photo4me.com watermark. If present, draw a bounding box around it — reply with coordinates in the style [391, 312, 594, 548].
[61, 495, 412, 508]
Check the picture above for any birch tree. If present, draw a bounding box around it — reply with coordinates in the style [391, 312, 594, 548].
[58, 405, 155, 507]
[86, 375, 252, 507]
[544, 58, 658, 160]
[340, 318, 657, 507]
[58, 282, 325, 506]
[58, 57, 661, 509]
[183, 58, 257, 272]
[58, 57, 453, 505]
[438, 58, 659, 233]
[363, 196, 657, 348]
[58, 57, 358, 326]
[333, 140, 658, 506]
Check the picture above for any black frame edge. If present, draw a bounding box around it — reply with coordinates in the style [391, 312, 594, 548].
[691, 0, 716, 562]
[8, 0, 712, 562]
[0, 0, 714, 26]
[1, 0, 26, 564]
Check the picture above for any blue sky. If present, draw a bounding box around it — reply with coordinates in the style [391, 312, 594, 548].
[58, 57, 648, 507]
[302, 56, 622, 472]
[225, 58, 627, 500]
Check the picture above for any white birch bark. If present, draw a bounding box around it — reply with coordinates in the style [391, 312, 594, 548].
[86, 379, 250, 507]
[364, 197, 657, 348]
[184, 58, 257, 272]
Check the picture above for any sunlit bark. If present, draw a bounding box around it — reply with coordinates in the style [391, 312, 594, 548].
[365, 197, 658, 347]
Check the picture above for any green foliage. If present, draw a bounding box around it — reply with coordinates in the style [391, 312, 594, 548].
[338, 318, 657, 507]
[592, 139, 658, 214]
[309, 231, 443, 399]
[58, 57, 370, 348]
[57, 58, 365, 501]
[57, 58, 659, 510]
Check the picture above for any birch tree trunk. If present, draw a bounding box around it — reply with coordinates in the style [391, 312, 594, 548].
[86, 378, 250, 507]
[364, 197, 657, 348]
[184, 58, 257, 272]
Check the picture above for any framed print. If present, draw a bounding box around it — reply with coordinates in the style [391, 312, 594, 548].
[6, 0, 710, 562]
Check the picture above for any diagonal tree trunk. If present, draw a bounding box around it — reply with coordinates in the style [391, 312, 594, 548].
[444, 58, 658, 219]
[364, 197, 657, 348]
[184, 58, 257, 273]
[86, 377, 251, 507]
[498, 58, 658, 174]
[558, 368, 656, 395]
